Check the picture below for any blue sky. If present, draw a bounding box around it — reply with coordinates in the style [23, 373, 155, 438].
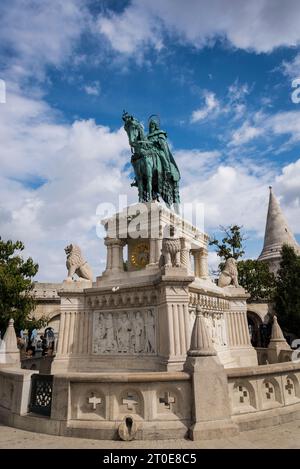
[1, 0, 300, 280]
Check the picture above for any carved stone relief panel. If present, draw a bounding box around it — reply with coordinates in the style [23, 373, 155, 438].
[261, 378, 282, 408]
[284, 375, 300, 403]
[231, 380, 256, 413]
[119, 390, 142, 417]
[71, 384, 106, 420]
[93, 309, 156, 355]
[189, 308, 227, 349]
[154, 384, 190, 420]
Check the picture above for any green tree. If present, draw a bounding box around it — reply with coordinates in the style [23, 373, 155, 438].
[237, 259, 276, 301]
[0, 237, 45, 336]
[274, 244, 300, 336]
[209, 225, 246, 269]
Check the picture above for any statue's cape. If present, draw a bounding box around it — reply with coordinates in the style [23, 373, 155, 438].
[147, 130, 181, 181]
[167, 147, 180, 181]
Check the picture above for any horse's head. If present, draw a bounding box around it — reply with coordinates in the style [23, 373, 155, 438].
[122, 111, 145, 147]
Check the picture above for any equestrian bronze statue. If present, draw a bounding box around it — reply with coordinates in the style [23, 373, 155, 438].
[122, 111, 181, 208]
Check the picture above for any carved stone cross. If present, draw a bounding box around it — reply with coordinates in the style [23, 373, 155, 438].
[159, 392, 175, 409]
[122, 394, 138, 411]
[88, 394, 102, 410]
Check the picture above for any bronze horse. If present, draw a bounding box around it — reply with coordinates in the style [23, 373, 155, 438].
[122, 112, 180, 206]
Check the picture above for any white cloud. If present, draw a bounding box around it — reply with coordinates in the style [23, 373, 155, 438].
[275, 160, 300, 218]
[180, 159, 300, 243]
[208, 250, 220, 276]
[190, 81, 250, 127]
[228, 109, 300, 147]
[282, 53, 300, 79]
[228, 82, 250, 102]
[226, 81, 250, 119]
[230, 122, 263, 146]
[84, 81, 101, 96]
[267, 111, 300, 142]
[0, 88, 133, 281]
[98, 0, 300, 56]
[98, 5, 163, 56]
[174, 149, 221, 182]
[0, 0, 90, 81]
[191, 92, 219, 123]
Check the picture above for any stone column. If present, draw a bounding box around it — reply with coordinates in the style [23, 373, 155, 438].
[51, 286, 88, 373]
[227, 311, 250, 346]
[156, 238, 163, 263]
[198, 247, 209, 278]
[146, 238, 164, 266]
[147, 238, 157, 267]
[157, 272, 194, 371]
[192, 250, 201, 277]
[103, 237, 113, 274]
[180, 238, 190, 271]
[104, 238, 124, 274]
[119, 240, 126, 271]
[225, 292, 258, 367]
[192, 248, 209, 278]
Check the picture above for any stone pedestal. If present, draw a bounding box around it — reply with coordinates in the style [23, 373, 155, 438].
[223, 287, 258, 367]
[51, 203, 257, 373]
[184, 306, 237, 439]
[185, 356, 238, 439]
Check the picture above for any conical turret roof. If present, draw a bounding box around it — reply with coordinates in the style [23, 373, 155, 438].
[188, 305, 216, 357]
[258, 187, 299, 272]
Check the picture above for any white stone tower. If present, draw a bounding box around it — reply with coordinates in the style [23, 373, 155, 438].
[258, 186, 300, 274]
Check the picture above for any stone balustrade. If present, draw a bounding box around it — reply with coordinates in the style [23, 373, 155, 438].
[227, 361, 300, 430]
[2, 361, 300, 440]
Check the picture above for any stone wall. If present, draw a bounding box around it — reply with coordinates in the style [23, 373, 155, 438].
[0, 368, 36, 426]
[2, 362, 300, 440]
[0, 367, 191, 440]
[256, 347, 293, 365]
[55, 371, 191, 439]
[227, 361, 300, 430]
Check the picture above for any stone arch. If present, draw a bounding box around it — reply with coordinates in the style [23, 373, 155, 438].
[46, 310, 61, 321]
[232, 380, 256, 412]
[247, 311, 263, 347]
[261, 377, 282, 407]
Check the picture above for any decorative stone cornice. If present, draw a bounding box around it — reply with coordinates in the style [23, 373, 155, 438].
[189, 292, 229, 312]
[86, 287, 158, 309]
